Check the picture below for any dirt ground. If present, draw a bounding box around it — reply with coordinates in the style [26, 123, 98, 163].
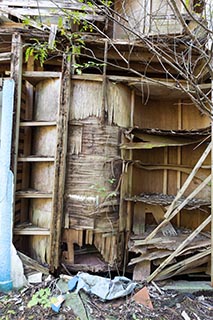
[0, 277, 212, 320]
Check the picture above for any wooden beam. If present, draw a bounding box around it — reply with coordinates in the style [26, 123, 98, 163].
[49, 55, 71, 272]
[177, 99, 182, 227]
[211, 80, 213, 286]
[101, 39, 108, 122]
[10, 32, 23, 208]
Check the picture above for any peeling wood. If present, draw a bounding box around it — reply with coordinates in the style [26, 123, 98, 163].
[50, 55, 71, 272]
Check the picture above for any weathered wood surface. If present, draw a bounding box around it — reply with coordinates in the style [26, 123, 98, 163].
[34, 78, 60, 121]
[11, 32, 22, 193]
[147, 215, 211, 282]
[65, 119, 121, 232]
[50, 56, 71, 272]
[18, 251, 49, 275]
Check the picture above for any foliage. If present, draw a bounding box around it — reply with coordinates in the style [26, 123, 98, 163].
[25, 39, 49, 67]
[27, 288, 52, 308]
[90, 178, 117, 200]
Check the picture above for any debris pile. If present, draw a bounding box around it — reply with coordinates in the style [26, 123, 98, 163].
[0, 272, 213, 320]
[129, 227, 211, 281]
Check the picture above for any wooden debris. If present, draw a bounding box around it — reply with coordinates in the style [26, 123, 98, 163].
[129, 226, 211, 281]
[18, 251, 49, 275]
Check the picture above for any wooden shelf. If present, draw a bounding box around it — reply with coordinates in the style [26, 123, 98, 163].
[16, 190, 53, 198]
[14, 224, 50, 235]
[20, 121, 57, 127]
[23, 71, 61, 85]
[18, 156, 55, 162]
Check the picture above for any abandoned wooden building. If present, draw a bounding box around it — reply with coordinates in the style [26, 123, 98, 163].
[0, 0, 212, 284]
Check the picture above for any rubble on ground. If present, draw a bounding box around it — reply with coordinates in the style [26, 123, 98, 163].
[0, 272, 212, 320]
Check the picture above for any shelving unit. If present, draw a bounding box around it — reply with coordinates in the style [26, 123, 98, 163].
[119, 86, 211, 238]
[14, 71, 62, 266]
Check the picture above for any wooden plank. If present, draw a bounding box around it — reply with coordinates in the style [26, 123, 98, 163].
[211, 80, 213, 286]
[14, 226, 50, 235]
[129, 250, 172, 266]
[49, 55, 71, 272]
[0, 52, 11, 62]
[23, 71, 61, 86]
[157, 248, 211, 280]
[101, 39, 108, 122]
[147, 215, 211, 282]
[18, 156, 55, 162]
[126, 200, 133, 231]
[163, 147, 168, 194]
[1, 0, 80, 7]
[177, 100, 182, 228]
[0, 7, 50, 31]
[23, 71, 61, 78]
[18, 251, 49, 275]
[0, 0, 100, 12]
[10, 32, 23, 217]
[20, 121, 57, 126]
[16, 190, 52, 198]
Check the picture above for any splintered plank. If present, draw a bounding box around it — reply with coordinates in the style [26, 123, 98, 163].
[147, 215, 211, 282]
[133, 261, 151, 281]
[18, 251, 49, 275]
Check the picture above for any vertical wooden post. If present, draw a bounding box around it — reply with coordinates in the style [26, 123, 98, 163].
[211, 80, 213, 286]
[128, 89, 135, 195]
[101, 39, 108, 123]
[177, 99, 182, 227]
[163, 147, 168, 194]
[49, 55, 71, 272]
[10, 32, 22, 188]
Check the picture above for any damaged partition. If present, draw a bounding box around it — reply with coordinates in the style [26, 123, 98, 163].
[120, 87, 212, 280]
[62, 78, 131, 271]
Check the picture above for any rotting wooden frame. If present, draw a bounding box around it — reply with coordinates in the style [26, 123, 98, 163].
[3, 4, 212, 276]
[140, 141, 212, 282]
[10, 32, 71, 272]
